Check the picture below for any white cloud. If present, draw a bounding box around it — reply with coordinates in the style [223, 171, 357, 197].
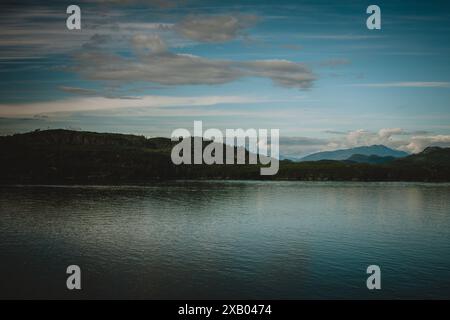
[131, 34, 168, 54]
[335, 128, 408, 150]
[327, 129, 450, 154]
[0, 95, 270, 116]
[278, 128, 450, 157]
[378, 128, 404, 140]
[403, 135, 450, 153]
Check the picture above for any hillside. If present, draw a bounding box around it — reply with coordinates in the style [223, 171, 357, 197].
[300, 145, 408, 161]
[345, 154, 396, 164]
[0, 129, 261, 183]
[0, 130, 449, 183]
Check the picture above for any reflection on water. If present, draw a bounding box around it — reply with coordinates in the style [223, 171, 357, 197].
[1, 181, 450, 299]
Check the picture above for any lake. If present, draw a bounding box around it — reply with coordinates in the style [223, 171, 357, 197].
[0, 181, 449, 299]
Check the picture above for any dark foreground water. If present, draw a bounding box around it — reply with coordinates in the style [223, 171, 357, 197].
[0, 181, 449, 299]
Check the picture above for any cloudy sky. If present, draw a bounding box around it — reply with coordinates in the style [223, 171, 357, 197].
[1, 0, 450, 157]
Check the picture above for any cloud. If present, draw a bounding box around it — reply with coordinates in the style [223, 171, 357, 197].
[403, 135, 450, 153]
[278, 128, 450, 157]
[175, 15, 259, 43]
[0, 8, 111, 59]
[72, 35, 316, 88]
[131, 34, 168, 54]
[59, 86, 99, 96]
[339, 128, 406, 148]
[278, 130, 401, 158]
[327, 128, 450, 154]
[58, 85, 145, 99]
[0, 5, 174, 59]
[85, 0, 182, 8]
[238, 60, 316, 88]
[352, 82, 450, 88]
[0, 95, 272, 116]
[323, 130, 347, 135]
[300, 34, 382, 40]
[378, 128, 404, 140]
[82, 34, 114, 50]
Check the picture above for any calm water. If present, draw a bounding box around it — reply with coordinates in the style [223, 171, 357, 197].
[0, 181, 449, 299]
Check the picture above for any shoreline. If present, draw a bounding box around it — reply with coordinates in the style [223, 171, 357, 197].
[2, 180, 450, 188]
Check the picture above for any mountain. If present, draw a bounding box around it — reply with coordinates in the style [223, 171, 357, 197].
[345, 154, 396, 164]
[278, 146, 450, 182]
[0, 130, 449, 183]
[299, 145, 408, 161]
[0, 129, 261, 183]
[279, 154, 301, 161]
[394, 146, 450, 166]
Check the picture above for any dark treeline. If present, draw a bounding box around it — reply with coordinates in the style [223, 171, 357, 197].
[1, 129, 449, 184]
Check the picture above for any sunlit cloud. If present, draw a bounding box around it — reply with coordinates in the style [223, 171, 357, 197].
[0, 95, 277, 116]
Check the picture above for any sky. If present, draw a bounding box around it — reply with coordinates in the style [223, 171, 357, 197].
[1, 0, 450, 157]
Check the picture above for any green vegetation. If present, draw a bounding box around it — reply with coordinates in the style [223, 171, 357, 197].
[1, 129, 449, 184]
[345, 154, 396, 164]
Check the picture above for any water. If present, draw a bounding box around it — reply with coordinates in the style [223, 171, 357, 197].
[0, 181, 449, 299]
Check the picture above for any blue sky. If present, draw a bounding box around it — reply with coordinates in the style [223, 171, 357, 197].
[1, 0, 450, 156]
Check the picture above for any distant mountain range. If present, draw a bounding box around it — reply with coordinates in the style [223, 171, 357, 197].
[1, 130, 449, 183]
[299, 145, 409, 162]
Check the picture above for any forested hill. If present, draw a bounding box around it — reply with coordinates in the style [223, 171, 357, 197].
[1, 129, 449, 183]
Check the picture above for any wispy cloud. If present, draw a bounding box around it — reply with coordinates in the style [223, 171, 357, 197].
[0, 95, 277, 116]
[83, 0, 182, 8]
[73, 34, 316, 89]
[300, 34, 383, 40]
[352, 82, 450, 88]
[0, 5, 176, 59]
[59, 86, 99, 96]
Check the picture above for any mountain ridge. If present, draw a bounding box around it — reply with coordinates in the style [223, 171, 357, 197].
[300, 144, 409, 162]
[1, 129, 449, 183]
